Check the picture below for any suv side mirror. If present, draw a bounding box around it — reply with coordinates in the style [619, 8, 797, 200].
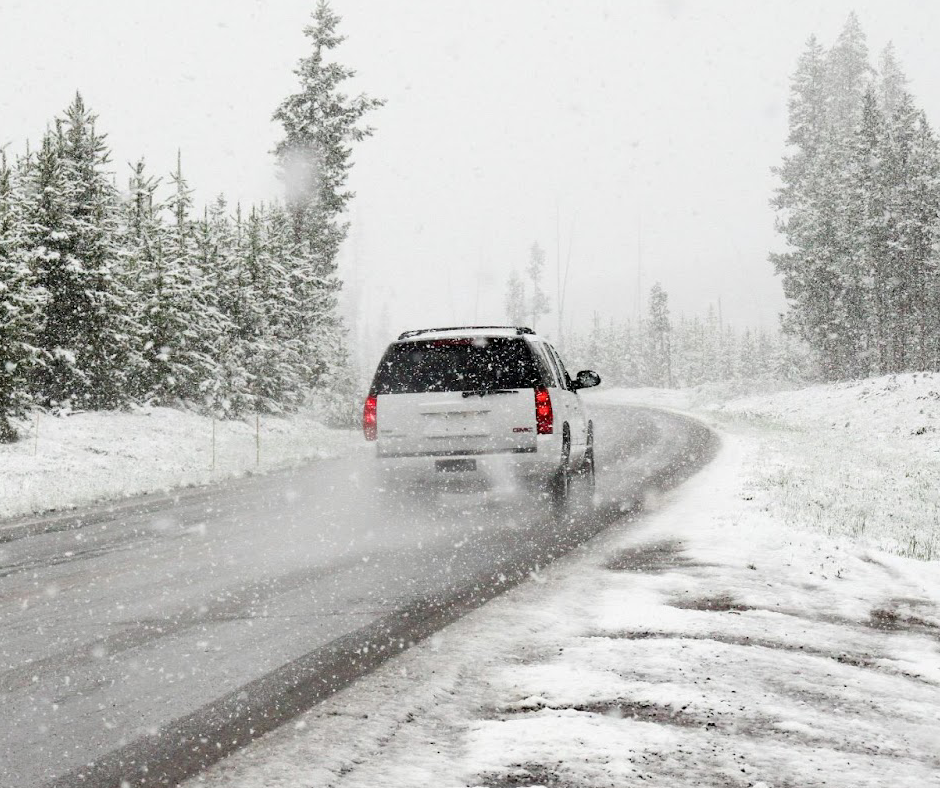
[573, 370, 601, 390]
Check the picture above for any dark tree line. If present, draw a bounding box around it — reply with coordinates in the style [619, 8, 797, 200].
[0, 1, 380, 441]
[773, 14, 940, 379]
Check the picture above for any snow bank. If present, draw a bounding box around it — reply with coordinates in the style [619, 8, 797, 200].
[0, 407, 357, 521]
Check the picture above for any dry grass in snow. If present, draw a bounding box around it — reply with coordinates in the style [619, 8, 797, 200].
[708, 373, 940, 560]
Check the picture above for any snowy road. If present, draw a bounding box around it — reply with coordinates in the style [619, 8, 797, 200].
[0, 404, 714, 788]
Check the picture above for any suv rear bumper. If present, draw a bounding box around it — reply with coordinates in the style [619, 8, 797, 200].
[374, 434, 562, 491]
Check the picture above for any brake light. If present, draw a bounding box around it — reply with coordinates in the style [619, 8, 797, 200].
[363, 394, 377, 441]
[534, 386, 553, 434]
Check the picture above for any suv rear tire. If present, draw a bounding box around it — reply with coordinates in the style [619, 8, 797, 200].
[579, 422, 595, 494]
[550, 426, 571, 510]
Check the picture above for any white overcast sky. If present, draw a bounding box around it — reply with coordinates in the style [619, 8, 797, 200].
[3, 0, 940, 351]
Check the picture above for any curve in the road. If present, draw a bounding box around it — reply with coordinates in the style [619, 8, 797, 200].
[0, 405, 716, 788]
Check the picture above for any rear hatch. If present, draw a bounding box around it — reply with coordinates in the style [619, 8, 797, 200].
[371, 336, 540, 457]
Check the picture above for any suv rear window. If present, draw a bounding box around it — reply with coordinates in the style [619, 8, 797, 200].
[372, 337, 542, 394]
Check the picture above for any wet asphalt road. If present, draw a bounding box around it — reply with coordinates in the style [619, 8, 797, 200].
[0, 404, 715, 787]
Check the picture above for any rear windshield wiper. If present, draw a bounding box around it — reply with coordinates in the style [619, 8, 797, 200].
[461, 389, 518, 398]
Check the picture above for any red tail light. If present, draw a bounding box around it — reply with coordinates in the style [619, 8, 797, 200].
[363, 394, 377, 441]
[534, 386, 553, 434]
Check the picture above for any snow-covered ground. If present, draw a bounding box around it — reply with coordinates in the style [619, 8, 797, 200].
[187, 378, 940, 788]
[596, 374, 940, 561]
[711, 373, 940, 561]
[0, 407, 356, 521]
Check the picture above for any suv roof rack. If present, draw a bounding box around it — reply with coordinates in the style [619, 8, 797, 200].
[397, 325, 535, 340]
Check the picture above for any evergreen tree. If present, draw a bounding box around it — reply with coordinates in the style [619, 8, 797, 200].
[823, 13, 870, 140]
[849, 87, 888, 375]
[272, 0, 383, 393]
[646, 283, 672, 387]
[0, 150, 44, 440]
[773, 35, 826, 212]
[702, 304, 721, 382]
[22, 95, 137, 409]
[249, 203, 308, 411]
[195, 197, 250, 415]
[877, 43, 908, 118]
[526, 241, 551, 331]
[739, 328, 757, 378]
[162, 153, 225, 403]
[771, 17, 940, 380]
[124, 156, 222, 405]
[773, 18, 875, 379]
[890, 100, 940, 371]
[0, 4, 383, 422]
[676, 315, 705, 386]
[505, 270, 526, 325]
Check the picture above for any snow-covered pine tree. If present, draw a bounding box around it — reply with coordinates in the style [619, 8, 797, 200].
[195, 196, 251, 415]
[885, 96, 940, 371]
[916, 121, 940, 371]
[159, 153, 225, 404]
[815, 16, 870, 378]
[0, 149, 45, 441]
[250, 203, 308, 411]
[22, 95, 138, 410]
[773, 35, 826, 216]
[880, 93, 919, 373]
[18, 131, 75, 406]
[122, 156, 222, 406]
[272, 0, 383, 397]
[504, 270, 527, 326]
[526, 242, 551, 331]
[702, 304, 720, 383]
[878, 43, 908, 119]
[771, 33, 826, 299]
[772, 18, 872, 379]
[240, 205, 277, 410]
[61, 95, 141, 406]
[673, 315, 704, 387]
[849, 87, 888, 376]
[718, 324, 738, 381]
[739, 328, 757, 379]
[824, 13, 870, 139]
[646, 283, 671, 388]
[122, 158, 166, 401]
[617, 319, 639, 385]
[586, 312, 602, 375]
[755, 329, 775, 378]
[234, 203, 312, 414]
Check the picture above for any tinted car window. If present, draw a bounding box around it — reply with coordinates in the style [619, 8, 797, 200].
[372, 337, 541, 394]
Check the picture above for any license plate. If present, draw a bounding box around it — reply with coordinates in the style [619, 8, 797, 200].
[435, 459, 476, 473]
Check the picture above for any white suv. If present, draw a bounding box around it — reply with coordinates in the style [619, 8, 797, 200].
[362, 325, 600, 505]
